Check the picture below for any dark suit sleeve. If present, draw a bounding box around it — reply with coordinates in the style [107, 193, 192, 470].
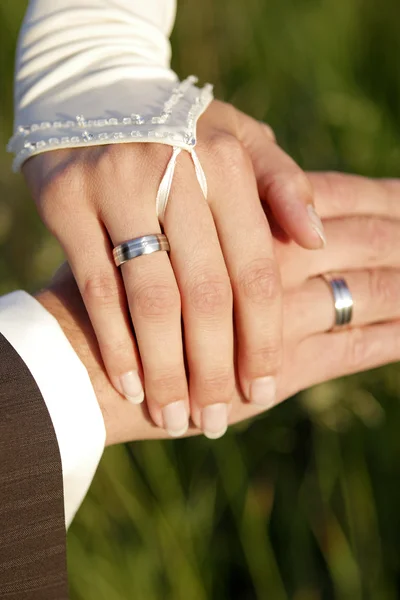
[0, 333, 69, 599]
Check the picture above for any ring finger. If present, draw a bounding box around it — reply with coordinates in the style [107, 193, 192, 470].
[285, 268, 400, 340]
[102, 189, 190, 438]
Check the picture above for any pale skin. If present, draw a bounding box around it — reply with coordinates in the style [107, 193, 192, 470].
[23, 100, 326, 440]
[36, 172, 400, 446]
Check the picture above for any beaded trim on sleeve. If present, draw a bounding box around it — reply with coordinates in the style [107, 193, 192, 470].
[7, 76, 214, 172]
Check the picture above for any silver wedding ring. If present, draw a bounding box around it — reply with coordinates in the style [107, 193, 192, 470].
[113, 234, 170, 267]
[322, 275, 354, 330]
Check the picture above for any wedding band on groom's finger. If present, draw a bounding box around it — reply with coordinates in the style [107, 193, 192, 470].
[284, 269, 400, 339]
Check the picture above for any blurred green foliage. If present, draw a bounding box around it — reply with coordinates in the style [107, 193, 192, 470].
[1, 1, 400, 598]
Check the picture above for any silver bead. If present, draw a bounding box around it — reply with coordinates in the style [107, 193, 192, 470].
[82, 131, 94, 142]
[131, 114, 144, 124]
[184, 133, 196, 145]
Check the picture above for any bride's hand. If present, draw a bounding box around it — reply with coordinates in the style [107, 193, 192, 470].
[39, 173, 400, 445]
[22, 100, 323, 439]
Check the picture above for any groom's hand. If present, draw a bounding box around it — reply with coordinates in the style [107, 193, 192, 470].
[36, 172, 400, 445]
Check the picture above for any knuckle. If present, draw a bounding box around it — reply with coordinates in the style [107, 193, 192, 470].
[95, 143, 172, 200]
[135, 143, 174, 188]
[189, 275, 232, 316]
[150, 372, 188, 405]
[262, 170, 312, 205]
[200, 370, 235, 404]
[95, 143, 134, 176]
[238, 258, 281, 305]
[141, 142, 172, 164]
[208, 134, 248, 173]
[133, 282, 180, 320]
[82, 273, 120, 308]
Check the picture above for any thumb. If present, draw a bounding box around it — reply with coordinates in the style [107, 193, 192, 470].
[236, 109, 326, 249]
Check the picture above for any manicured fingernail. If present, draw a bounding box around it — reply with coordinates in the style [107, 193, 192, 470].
[162, 401, 188, 437]
[250, 376, 276, 407]
[202, 403, 228, 439]
[120, 370, 144, 404]
[307, 205, 327, 248]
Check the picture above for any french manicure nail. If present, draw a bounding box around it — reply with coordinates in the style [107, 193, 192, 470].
[202, 403, 228, 439]
[120, 370, 144, 404]
[162, 401, 189, 437]
[249, 376, 276, 407]
[307, 205, 327, 248]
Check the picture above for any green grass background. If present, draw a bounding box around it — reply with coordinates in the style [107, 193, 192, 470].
[1, 1, 400, 598]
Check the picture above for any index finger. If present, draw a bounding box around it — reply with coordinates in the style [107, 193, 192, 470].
[309, 172, 400, 221]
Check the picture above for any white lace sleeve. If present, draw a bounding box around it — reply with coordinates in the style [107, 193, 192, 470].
[7, 0, 213, 173]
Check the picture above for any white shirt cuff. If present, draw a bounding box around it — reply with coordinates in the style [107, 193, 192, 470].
[0, 290, 106, 527]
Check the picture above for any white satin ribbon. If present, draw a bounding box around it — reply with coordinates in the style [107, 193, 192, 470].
[155, 146, 208, 224]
